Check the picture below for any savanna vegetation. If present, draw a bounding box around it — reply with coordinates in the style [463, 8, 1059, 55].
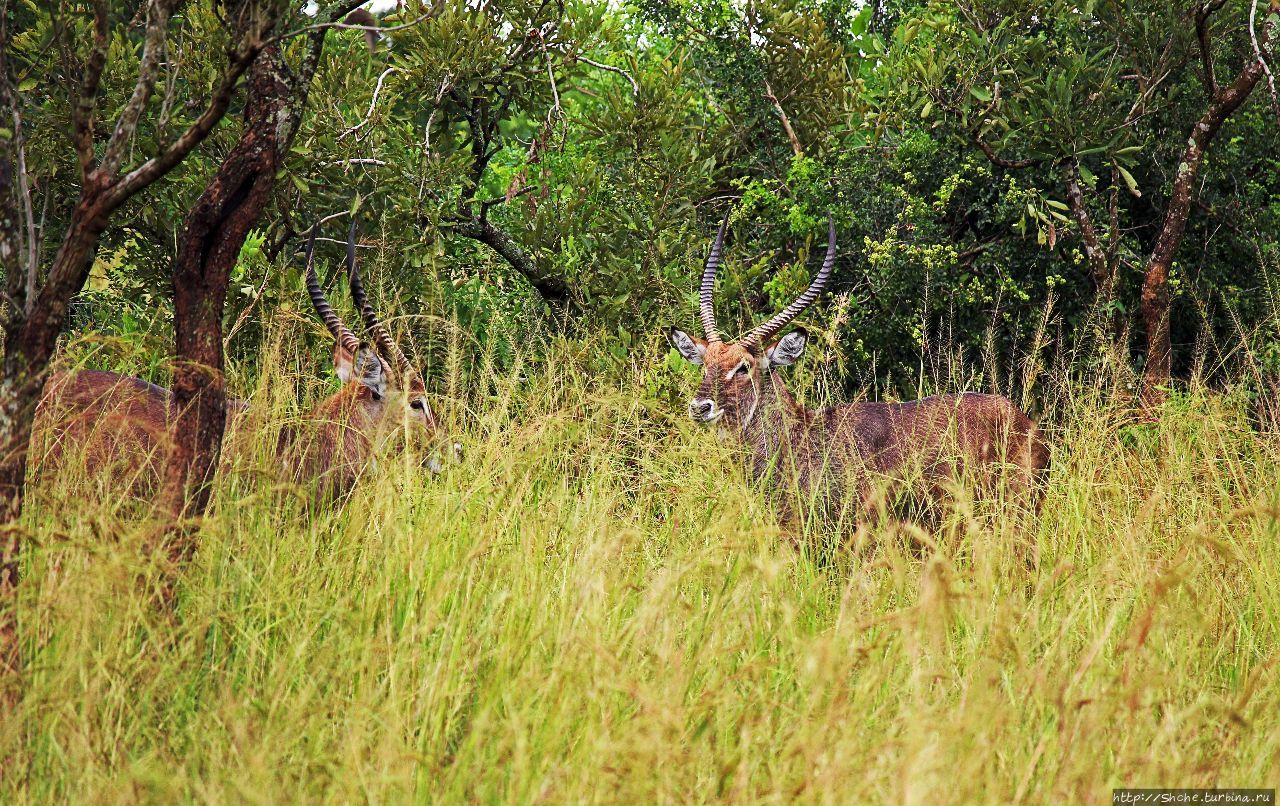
[2, 0, 1279, 799]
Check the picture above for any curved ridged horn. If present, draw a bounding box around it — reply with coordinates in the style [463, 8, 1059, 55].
[305, 222, 361, 355]
[345, 219, 416, 382]
[699, 213, 729, 343]
[741, 216, 837, 352]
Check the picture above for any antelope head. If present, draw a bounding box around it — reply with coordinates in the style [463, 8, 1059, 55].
[667, 214, 836, 431]
[305, 222, 439, 445]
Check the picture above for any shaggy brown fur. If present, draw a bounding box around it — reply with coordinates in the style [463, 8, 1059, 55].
[670, 334, 1050, 525]
[31, 363, 431, 502]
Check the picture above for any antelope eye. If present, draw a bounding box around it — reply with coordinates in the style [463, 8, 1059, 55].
[371, 391, 383, 402]
[734, 364, 749, 376]
[410, 400, 424, 411]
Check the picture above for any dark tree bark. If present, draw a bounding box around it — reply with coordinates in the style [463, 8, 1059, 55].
[1139, 0, 1278, 408]
[162, 48, 288, 535]
[161, 1, 363, 551]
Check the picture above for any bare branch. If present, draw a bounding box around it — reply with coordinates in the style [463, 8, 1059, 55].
[537, 30, 563, 128]
[1195, 0, 1227, 96]
[576, 55, 639, 96]
[1064, 161, 1109, 295]
[222, 265, 273, 348]
[11, 108, 35, 314]
[480, 183, 538, 219]
[339, 66, 397, 140]
[1106, 163, 1122, 265]
[312, 236, 377, 248]
[321, 158, 388, 167]
[260, 12, 433, 50]
[453, 217, 569, 302]
[971, 133, 1040, 169]
[156, 26, 182, 139]
[418, 74, 452, 204]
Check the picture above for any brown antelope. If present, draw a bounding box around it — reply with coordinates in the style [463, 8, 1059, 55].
[666, 214, 1050, 525]
[31, 221, 442, 500]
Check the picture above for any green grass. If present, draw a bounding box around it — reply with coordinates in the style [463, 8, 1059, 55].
[5, 334, 1280, 802]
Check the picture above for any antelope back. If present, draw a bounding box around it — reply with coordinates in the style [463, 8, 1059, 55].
[32, 370, 176, 496]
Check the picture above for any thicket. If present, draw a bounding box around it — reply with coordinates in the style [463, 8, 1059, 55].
[7, 0, 1278, 397]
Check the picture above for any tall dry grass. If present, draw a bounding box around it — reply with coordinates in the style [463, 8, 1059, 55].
[3, 327, 1279, 802]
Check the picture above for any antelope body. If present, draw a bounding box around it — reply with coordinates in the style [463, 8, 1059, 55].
[31, 222, 442, 500]
[668, 215, 1049, 524]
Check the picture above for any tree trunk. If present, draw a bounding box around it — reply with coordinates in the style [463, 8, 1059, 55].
[0, 92, 21, 685]
[0, 200, 108, 518]
[161, 46, 289, 550]
[1139, 2, 1277, 408]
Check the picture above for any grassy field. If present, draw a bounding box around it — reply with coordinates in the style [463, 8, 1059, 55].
[4, 334, 1280, 802]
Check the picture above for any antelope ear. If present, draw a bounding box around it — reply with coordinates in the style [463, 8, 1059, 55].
[352, 347, 388, 398]
[764, 329, 807, 368]
[666, 327, 706, 365]
[336, 344, 387, 398]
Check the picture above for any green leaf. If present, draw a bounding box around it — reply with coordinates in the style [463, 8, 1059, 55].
[1078, 163, 1097, 187]
[17, 77, 37, 93]
[969, 86, 992, 103]
[1116, 164, 1141, 197]
[291, 174, 310, 195]
[920, 100, 932, 119]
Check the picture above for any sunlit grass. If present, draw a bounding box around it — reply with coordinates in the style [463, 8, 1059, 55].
[5, 332, 1280, 801]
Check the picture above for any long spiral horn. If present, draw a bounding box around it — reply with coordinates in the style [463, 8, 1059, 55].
[345, 219, 417, 382]
[740, 216, 837, 352]
[305, 222, 361, 355]
[699, 212, 729, 343]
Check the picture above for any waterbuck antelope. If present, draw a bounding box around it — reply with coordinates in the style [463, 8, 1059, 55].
[32, 222, 444, 500]
[667, 214, 1050, 526]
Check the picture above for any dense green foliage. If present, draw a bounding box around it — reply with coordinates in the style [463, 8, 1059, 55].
[8, 0, 1277, 398]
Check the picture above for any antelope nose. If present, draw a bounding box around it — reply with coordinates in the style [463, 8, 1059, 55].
[689, 399, 713, 420]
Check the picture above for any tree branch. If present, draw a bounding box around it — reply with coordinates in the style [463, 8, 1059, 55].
[1251, 0, 1280, 125]
[260, 11, 433, 50]
[576, 55, 639, 96]
[98, 0, 177, 180]
[1195, 0, 1227, 97]
[339, 65, 397, 140]
[970, 132, 1040, 169]
[453, 218, 569, 302]
[763, 77, 803, 157]
[72, 0, 111, 180]
[11, 108, 36, 314]
[104, 35, 262, 210]
[1064, 161, 1110, 295]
